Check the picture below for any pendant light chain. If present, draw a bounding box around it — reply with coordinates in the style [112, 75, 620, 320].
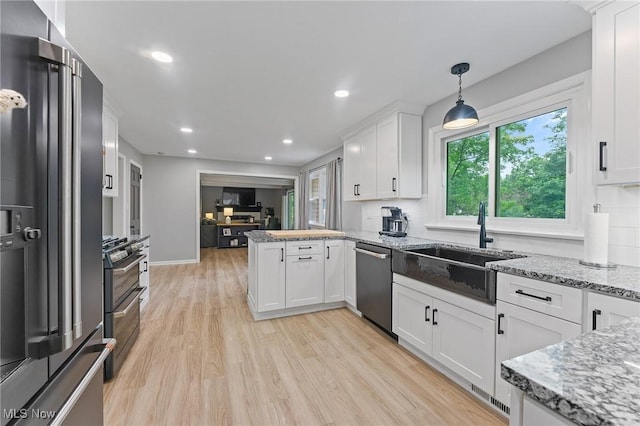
[457, 72, 463, 102]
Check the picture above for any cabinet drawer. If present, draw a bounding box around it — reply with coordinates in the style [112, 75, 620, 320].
[497, 273, 582, 324]
[286, 240, 323, 255]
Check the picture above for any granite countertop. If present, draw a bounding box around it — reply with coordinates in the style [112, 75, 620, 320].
[502, 317, 640, 425]
[245, 229, 441, 250]
[245, 229, 640, 300]
[486, 255, 640, 301]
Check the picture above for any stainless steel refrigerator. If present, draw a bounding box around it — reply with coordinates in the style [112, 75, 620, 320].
[1, 1, 114, 425]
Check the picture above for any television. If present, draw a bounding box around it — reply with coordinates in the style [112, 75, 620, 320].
[222, 187, 255, 207]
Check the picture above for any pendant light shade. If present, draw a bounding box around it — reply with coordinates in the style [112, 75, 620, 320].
[443, 63, 479, 130]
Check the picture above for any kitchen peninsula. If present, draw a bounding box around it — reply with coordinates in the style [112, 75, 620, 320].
[247, 229, 640, 424]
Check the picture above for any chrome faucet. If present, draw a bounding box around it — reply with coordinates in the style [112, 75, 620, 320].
[477, 201, 493, 248]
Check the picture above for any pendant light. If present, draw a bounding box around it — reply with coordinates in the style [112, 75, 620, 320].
[442, 62, 479, 130]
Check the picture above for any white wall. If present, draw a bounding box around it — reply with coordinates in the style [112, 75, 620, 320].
[144, 155, 299, 263]
[349, 31, 640, 266]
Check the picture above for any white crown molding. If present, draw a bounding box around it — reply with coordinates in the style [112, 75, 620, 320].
[341, 100, 426, 140]
[568, 0, 615, 14]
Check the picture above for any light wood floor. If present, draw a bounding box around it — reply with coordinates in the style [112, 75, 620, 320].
[104, 247, 508, 426]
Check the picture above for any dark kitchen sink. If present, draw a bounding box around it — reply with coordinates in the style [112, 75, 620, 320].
[407, 247, 510, 267]
[392, 246, 524, 304]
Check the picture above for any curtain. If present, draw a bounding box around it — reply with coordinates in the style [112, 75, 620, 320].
[297, 170, 308, 229]
[325, 159, 342, 230]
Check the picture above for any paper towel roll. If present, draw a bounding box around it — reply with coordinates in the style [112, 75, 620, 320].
[583, 212, 609, 265]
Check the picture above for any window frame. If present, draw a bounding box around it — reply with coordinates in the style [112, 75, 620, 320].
[427, 72, 590, 239]
[308, 167, 327, 228]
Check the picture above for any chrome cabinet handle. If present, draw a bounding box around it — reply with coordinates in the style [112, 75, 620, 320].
[354, 247, 388, 259]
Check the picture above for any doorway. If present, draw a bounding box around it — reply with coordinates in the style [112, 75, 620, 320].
[130, 162, 141, 236]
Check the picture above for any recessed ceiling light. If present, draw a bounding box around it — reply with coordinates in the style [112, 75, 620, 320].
[334, 90, 349, 98]
[265, 156, 272, 161]
[151, 51, 173, 63]
[283, 139, 293, 144]
[180, 127, 193, 133]
[187, 149, 197, 154]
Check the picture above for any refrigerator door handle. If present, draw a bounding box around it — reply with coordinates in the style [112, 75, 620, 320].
[50, 339, 117, 426]
[39, 38, 75, 352]
[72, 58, 83, 340]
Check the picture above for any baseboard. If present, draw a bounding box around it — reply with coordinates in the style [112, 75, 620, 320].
[250, 301, 347, 321]
[149, 259, 197, 266]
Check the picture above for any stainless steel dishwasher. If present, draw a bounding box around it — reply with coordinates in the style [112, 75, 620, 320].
[355, 242, 396, 338]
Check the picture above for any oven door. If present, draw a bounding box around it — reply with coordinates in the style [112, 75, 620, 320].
[103, 287, 142, 380]
[106, 253, 145, 312]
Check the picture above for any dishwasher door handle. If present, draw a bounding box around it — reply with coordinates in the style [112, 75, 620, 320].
[354, 247, 389, 259]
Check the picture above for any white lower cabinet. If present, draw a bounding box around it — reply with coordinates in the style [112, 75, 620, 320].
[494, 300, 582, 406]
[324, 240, 345, 303]
[432, 299, 495, 394]
[494, 273, 583, 408]
[251, 241, 286, 312]
[286, 253, 324, 308]
[586, 291, 640, 332]
[392, 279, 495, 394]
[393, 284, 433, 354]
[344, 240, 356, 308]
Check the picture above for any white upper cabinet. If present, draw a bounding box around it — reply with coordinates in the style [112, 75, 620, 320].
[102, 102, 119, 197]
[343, 126, 377, 201]
[376, 113, 422, 199]
[343, 101, 424, 201]
[592, 1, 640, 185]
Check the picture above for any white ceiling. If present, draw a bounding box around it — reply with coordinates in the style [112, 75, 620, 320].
[65, 1, 591, 167]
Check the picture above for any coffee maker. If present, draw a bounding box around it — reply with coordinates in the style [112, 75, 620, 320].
[380, 206, 407, 237]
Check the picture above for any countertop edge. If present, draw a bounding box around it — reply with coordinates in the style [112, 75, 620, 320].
[500, 363, 609, 426]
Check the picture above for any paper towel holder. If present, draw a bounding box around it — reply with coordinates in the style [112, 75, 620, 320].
[580, 203, 616, 268]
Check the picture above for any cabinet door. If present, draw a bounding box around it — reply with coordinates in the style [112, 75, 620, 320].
[286, 254, 324, 308]
[376, 115, 399, 199]
[324, 240, 345, 303]
[344, 240, 356, 308]
[587, 292, 640, 332]
[397, 113, 422, 198]
[593, 2, 640, 184]
[343, 134, 360, 201]
[102, 102, 119, 197]
[495, 301, 581, 406]
[358, 125, 377, 200]
[432, 299, 495, 395]
[257, 243, 286, 312]
[392, 283, 433, 355]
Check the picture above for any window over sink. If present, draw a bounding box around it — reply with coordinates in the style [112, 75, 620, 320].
[429, 72, 590, 239]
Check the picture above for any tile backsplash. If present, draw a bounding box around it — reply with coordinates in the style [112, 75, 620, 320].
[352, 185, 640, 267]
